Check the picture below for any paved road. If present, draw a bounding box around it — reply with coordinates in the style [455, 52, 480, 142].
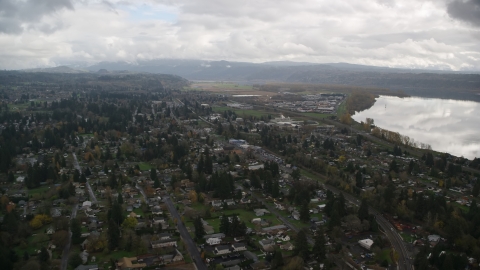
[60, 203, 78, 270]
[136, 184, 148, 201]
[164, 197, 207, 270]
[72, 153, 97, 203]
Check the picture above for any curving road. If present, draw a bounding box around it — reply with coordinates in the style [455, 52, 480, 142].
[164, 197, 207, 270]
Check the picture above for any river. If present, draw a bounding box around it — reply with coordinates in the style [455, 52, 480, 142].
[352, 96, 480, 160]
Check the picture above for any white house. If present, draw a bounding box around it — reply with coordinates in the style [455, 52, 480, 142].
[277, 235, 290, 242]
[16, 176, 25, 183]
[254, 209, 270, 217]
[82, 201, 92, 209]
[206, 237, 222, 246]
[215, 245, 231, 255]
[231, 243, 247, 252]
[358, 239, 374, 250]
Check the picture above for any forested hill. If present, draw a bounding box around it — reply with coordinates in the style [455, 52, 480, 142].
[0, 71, 189, 92]
[87, 59, 480, 102]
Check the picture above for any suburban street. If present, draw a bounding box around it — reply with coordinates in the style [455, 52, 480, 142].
[60, 204, 78, 270]
[72, 153, 97, 203]
[164, 197, 207, 270]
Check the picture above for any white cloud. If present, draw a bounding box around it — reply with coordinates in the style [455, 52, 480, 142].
[0, 0, 479, 70]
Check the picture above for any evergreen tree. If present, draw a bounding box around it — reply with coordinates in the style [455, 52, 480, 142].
[312, 227, 326, 262]
[358, 199, 369, 221]
[108, 219, 120, 250]
[270, 250, 284, 269]
[219, 215, 230, 235]
[71, 218, 82, 244]
[193, 217, 206, 240]
[300, 201, 310, 223]
[294, 230, 309, 259]
[117, 193, 124, 204]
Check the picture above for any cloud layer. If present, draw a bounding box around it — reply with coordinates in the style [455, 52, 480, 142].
[0, 0, 479, 70]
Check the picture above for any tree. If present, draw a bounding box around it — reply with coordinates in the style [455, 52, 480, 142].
[294, 230, 309, 259]
[300, 202, 310, 223]
[52, 230, 69, 249]
[291, 168, 301, 181]
[473, 182, 480, 197]
[283, 256, 305, 270]
[312, 227, 326, 262]
[38, 247, 49, 262]
[219, 215, 230, 235]
[193, 217, 205, 240]
[270, 250, 284, 269]
[150, 168, 157, 181]
[117, 193, 124, 204]
[122, 217, 138, 229]
[108, 219, 120, 251]
[358, 199, 369, 221]
[68, 252, 82, 269]
[71, 218, 82, 244]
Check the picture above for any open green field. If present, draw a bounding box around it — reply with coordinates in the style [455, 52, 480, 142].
[301, 112, 331, 120]
[28, 186, 53, 195]
[186, 82, 254, 91]
[376, 248, 393, 264]
[336, 100, 347, 116]
[138, 162, 152, 171]
[212, 106, 274, 118]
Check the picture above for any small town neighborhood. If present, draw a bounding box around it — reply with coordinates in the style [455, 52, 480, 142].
[0, 74, 479, 270]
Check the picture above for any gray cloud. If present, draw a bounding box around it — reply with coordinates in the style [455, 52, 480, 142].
[0, 0, 73, 34]
[0, 0, 479, 70]
[447, 0, 480, 27]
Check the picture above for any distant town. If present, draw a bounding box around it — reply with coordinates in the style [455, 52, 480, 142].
[0, 72, 479, 270]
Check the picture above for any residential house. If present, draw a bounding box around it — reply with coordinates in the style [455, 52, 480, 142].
[254, 209, 270, 217]
[157, 233, 172, 240]
[215, 245, 232, 255]
[224, 199, 235, 206]
[231, 243, 247, 252]
[206, 237, 221, 246]
[211, 200, 223, 207]
[74, 265, 98, 270]
[258, 239, 275, 251]
[117, 257, 147, 269]
[277, 234, 290, 241]
[280, 242, 294, 251]
[151, 239, 177, 249]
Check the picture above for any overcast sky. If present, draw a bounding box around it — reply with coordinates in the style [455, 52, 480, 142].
[1, 0, 479, 70]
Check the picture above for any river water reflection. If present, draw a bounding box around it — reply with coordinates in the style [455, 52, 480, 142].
[352, 96, 480, 160]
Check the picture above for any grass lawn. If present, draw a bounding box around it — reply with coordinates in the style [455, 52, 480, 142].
[133, 208, 145, 217]
[212, 106, 273, 118]
[302, 112, 331, 120]
[28, 186, 53, 195]
[80, 133, 95, 137]
[300, 169, 320, 181]
[336, 100, 347, 116]
[400, 232, 414, 243]
[454, 202, 469, 213]
[138, 162, 152, 171]
[376, 248, 393, 264]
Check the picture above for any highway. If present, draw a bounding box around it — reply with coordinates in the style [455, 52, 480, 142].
[164, 197, 207, 270]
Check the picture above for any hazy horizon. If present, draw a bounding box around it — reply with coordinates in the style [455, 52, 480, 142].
[1, 0, 479, 71]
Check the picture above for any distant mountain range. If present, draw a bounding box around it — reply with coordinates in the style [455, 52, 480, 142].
[22, 59, 480, 101]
